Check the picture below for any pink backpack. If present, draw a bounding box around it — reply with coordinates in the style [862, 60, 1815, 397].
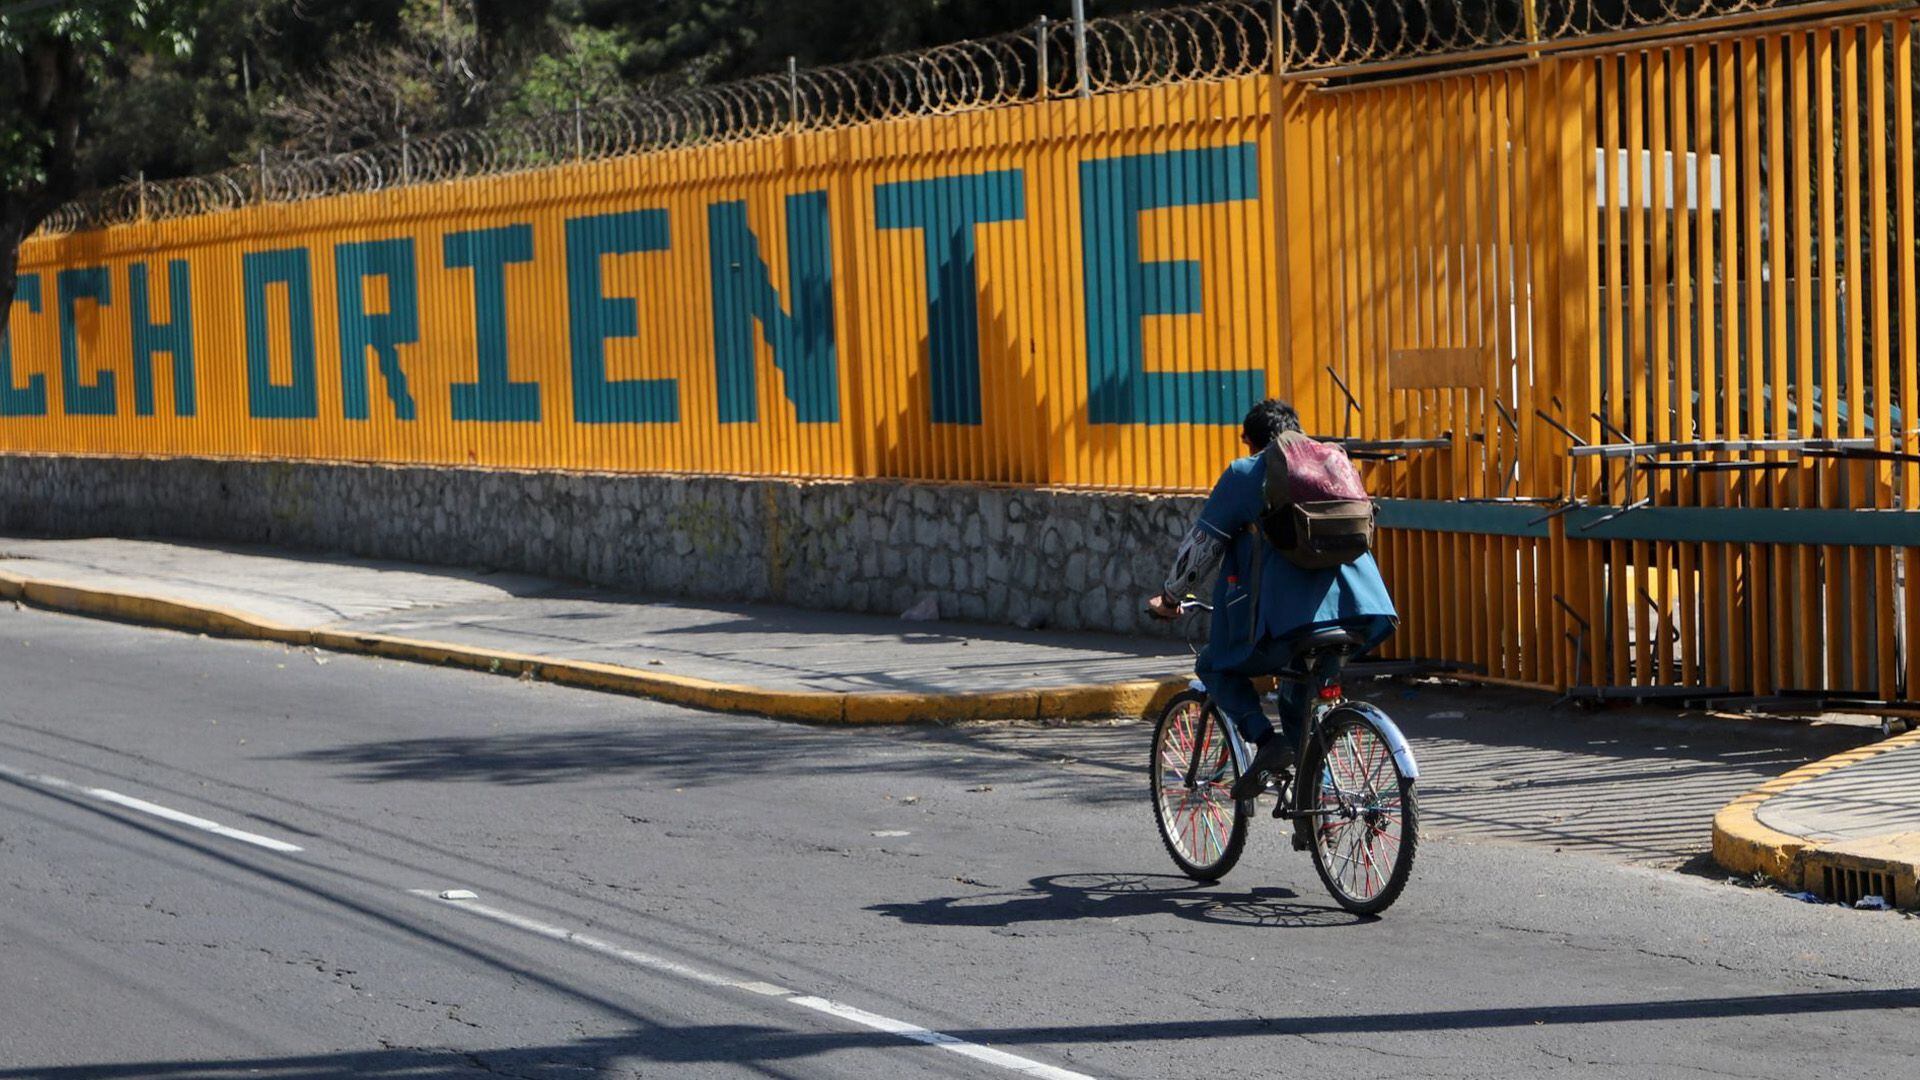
[1255, 432, 1376, 570]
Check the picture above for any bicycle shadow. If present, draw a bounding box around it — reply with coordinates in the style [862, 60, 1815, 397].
[867, 872, 1368, 931]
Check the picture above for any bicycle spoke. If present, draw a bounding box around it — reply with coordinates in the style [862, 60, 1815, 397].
[1153, 696, 1255, 878]
[1342, 729, 1381, 804]
[1198, 801, 1227, 856]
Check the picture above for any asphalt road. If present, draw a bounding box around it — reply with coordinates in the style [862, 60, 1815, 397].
[0, 607, 1914, 1079]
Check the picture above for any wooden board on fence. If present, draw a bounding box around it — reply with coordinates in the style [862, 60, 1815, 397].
[1388, 347, 1491, 389]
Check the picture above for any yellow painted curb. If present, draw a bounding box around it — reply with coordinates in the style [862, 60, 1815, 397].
[2, 568, 1173, 726]
[0, 569, 310, 645]
[1042, 679, 1186, 721]
[842, 690, 1042, 724]
[1712, 727, 1920, 888]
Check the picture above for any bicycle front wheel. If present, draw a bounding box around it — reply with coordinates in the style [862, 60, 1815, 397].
[1304, 708, 1419, 915]
[1150, 690, 1250, 881]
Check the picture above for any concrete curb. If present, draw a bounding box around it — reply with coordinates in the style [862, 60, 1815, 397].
[0, 568, 1185, 725]
[1712, 727, 1920, 902]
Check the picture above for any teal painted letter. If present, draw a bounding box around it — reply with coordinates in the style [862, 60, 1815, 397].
[243, 248, 319, 419]
[130, 260, 195, 417]
[0, 273, 46, 417]
[707, 191, 837, 423]
[564, 209, 678, 424]
[445, 224, 540, 422]
[1080, 143, 1264, 424]
[57, 267, 115, 416]
[874, 170, 1025, 426]
[335, 238, 419, 421]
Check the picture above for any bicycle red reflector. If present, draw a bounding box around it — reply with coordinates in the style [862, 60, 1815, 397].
[1318, 685, 1343, 700]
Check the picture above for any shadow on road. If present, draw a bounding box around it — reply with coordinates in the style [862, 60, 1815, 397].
[11, 985, 1920, 1078]
[867, 871, 1362, 930]
[277, 722, 1150, 807]
[278, 686, 1833, 864]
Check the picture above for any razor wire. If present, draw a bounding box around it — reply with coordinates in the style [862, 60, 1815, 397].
[40, 0, 1272, 235]
[37, 0, 1842, 235]
[1281, 0, 1854, 73]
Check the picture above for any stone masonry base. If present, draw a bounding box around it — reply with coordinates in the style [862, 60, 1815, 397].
[0, 455, 1197, 636]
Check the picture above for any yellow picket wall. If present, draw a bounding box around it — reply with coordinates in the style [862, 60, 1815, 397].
[1279, 10, 1920, 701]
[4, 76, 1276, 492]
[11, 4, 1920, 704]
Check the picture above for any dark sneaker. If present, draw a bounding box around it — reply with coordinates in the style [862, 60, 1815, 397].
[1229, 736, 1296, 801]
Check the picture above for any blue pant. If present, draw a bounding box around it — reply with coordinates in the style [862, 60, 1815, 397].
[1196, 634, 1310, 749]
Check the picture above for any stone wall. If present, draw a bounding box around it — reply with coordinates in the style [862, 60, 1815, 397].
[0, 454, 1200, 636]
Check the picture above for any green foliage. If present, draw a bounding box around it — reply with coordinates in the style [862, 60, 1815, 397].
[505, 22, 635, 117]
[0, 0, 201, 194]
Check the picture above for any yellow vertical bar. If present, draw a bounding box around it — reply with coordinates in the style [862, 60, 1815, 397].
[1763, 32, 1794, 690]
[1716, 38, 1753, 694]
[1895, 20, 1919, 702]
[1695, 41, 1727, 691]
[1607, 54, 1634, 689]
[1412, 82, 1438, 508]
[1490, 76, 1527, 678]
[1274, 80, 1317, 432]
[1649, 48, 1674, 687]
[1843, 28, 1871, 692]
[1473, 76, 1499, 669]
[1447, 76, 1472, 508]
[1305, 91, 1337, 445]
[1740, 36, 1773, 695]
[1443, 77, 1469, 662]
[1391, 86, 1416, 500]
[1336, 83, 1364, 450]
[1866, 24, 1898, 700]
[1674, 46, 1700, 687]
[1364, 88, 1391, 462]
[1569, 57, 1605, 689]
[1817, 25, 1842, 692]
[1627, 50, 1655, 688]
[1790, 28, 1820, 690]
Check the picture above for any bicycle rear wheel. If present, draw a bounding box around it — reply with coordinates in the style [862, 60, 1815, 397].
[1303, 708, 1418, 915]
[1150, 690, 1250, 881]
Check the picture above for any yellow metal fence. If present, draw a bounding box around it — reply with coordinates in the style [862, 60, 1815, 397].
[1286, 11, 1920, 701]
[7, 5, 1920, 703]
[5, 76, 1276, 491]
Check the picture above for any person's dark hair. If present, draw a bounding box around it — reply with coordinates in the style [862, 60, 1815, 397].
[1241, 398, 1303, 448]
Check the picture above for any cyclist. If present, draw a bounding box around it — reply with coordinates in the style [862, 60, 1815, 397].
[1146, 398, 1397, 801]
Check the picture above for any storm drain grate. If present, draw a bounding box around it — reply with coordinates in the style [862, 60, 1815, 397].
[1820, 865, 1897, 907]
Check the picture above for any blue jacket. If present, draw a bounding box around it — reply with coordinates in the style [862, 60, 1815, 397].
[1195, 454, 1398, 670]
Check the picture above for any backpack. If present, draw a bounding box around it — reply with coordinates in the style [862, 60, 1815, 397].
[1255, 431, 1375, 570]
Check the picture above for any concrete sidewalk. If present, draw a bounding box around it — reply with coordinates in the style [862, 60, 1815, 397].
[0, 536, 1193, 721]
[1714, 728, 1920, 908]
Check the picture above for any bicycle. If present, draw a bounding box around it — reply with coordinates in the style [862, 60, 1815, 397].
[1149, 598, 1421, 916]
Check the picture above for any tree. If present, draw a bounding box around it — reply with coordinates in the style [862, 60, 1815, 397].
[0, 0, 202, 338]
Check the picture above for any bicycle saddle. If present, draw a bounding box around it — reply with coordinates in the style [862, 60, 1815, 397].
[1290, 625, 1368, 652]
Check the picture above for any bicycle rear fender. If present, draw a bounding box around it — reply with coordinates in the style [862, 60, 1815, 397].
[1323, 701, 1419, 780]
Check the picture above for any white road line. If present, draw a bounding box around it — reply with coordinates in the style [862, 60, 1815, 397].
[0, 762, 303, 853]
[411, 890, 1097, 1080]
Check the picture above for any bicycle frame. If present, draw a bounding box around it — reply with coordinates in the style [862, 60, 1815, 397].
[1170, 596, 1418, 811]
[1182, 664, 1420, 817]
